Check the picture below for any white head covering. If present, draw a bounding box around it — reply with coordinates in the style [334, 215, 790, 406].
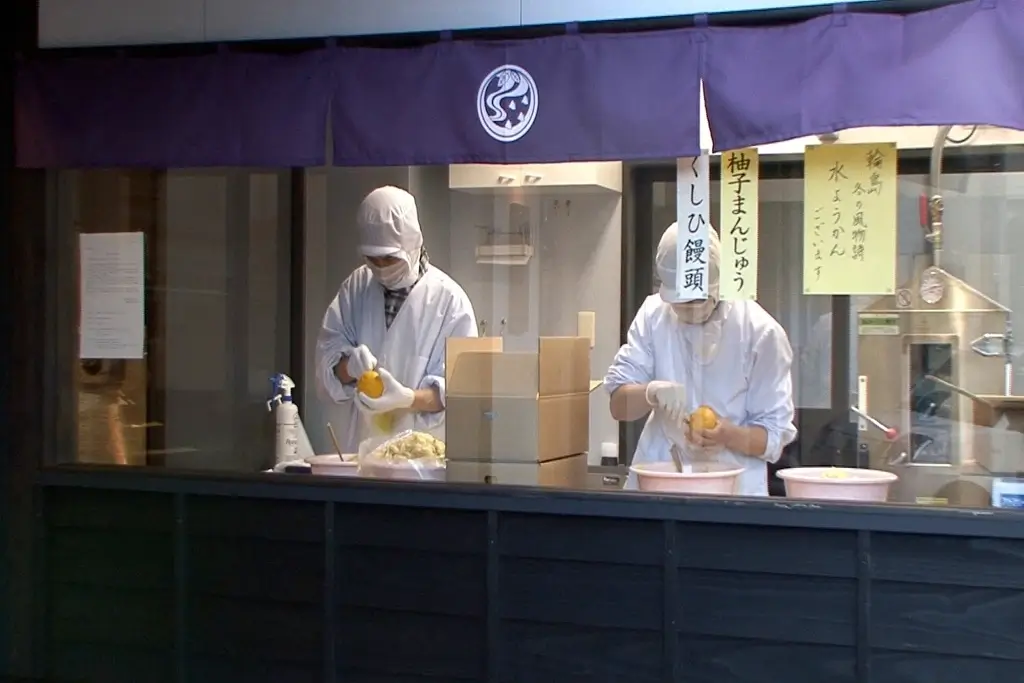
[356, 186, 424, 289]
[656, 221, 721, 305]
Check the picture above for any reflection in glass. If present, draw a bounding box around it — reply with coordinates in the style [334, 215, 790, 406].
[60, 169, 291, 471]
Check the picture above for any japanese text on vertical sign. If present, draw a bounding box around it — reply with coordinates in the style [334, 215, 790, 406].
[802, 142, 897, 295]
[720, 148, 759, 300]
[676, 152, 711, 299]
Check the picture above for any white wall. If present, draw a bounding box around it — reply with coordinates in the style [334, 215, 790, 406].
[447, 191, 622, 464]
[38, 0, 884, 47]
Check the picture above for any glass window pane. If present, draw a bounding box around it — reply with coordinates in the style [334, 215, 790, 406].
[61, 169, 291, 471]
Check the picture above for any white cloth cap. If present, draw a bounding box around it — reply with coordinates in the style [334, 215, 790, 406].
[357, 186, 424, 259]
[656, 222, 721, 304]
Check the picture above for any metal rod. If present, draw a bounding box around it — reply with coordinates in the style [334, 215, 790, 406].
[923, 374, 991, 406]
[849, 405, 895, 438]
[926, 125, 952, 268]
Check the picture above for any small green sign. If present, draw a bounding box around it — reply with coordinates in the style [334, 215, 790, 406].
[858, 313, 899, 336]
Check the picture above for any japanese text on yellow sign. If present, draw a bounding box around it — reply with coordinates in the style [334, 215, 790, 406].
[720, 148, 759, 300]
[803, 143, 897, 295]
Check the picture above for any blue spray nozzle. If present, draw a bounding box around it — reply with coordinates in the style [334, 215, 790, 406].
[267, 373, 297, 411]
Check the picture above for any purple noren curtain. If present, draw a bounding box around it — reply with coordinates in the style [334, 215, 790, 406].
[704, 0, 1024, 152]
[14, 0, 1024, 167]
[16, 50, 334, 167]
[330, 29, 702, 166]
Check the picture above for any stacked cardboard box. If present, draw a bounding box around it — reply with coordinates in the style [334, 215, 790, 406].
[445, 337, 591, 487]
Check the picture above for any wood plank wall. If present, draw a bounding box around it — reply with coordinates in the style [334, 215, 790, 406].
[36, 487, 1024, 683]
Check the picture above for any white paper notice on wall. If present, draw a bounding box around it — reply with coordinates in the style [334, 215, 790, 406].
[675, 152, 711, 300]
[79, 232, 145, 360]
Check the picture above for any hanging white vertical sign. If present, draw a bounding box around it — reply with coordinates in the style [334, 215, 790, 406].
[676, 151, 711, 300]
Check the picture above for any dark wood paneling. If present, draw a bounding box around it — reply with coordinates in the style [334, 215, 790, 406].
[503, 558, 661, 630]
[44, 489, 176, 682]
[871, 581, 1024, 659]
[185, 497, 325, 679]
[338, 546, 485, 617]
[32, 486, 1024, 683]
[335, 504, 488, 553]
[870, 532, 1024, 678]
[49, 644, 175, 683]
[48, 489, 175, 532]
[500, 514, 663, 566]
[49, 529, 173, 591]
[676, 523, 858, 577]
[678, 638, 856, 683]
[497, 515, 662, 682]
[49, 584, 173, 647]
[335, 504, 488, 682]
[187, 495, 324, 542]
[337, 608, 485, 682]
[678, 570, 856, 646]
[189, 596, 322, 659]
[189, 537, 323, 603]
[870, 651, 1024, 683]
[501, 622, 662, 683]
[188, 658, 319, 683]
[871, 533, 1024, 589]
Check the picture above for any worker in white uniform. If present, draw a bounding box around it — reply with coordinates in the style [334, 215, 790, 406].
[315, 186, 477, 453]
[604, 223, 796, 496]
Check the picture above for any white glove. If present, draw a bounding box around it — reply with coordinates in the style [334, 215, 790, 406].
[646, 381, 687, 424]
[357, 368, 415, 413]
[346, 344, 377, 380]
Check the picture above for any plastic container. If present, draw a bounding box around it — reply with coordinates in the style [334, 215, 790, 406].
[777, 467, 897, 502]
[629, 461, 745, 495]
[359, 459, 446, 481]
[306, 454, 358, 477]
[357, 431, 446, 482]
[267, 374, 300, 465]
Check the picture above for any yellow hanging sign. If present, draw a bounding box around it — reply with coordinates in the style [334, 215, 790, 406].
[803, 143, 898, 295]
[719, 148, 759, 300]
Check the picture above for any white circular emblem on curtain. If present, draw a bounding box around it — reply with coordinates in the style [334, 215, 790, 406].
[476, 65, 539, 143]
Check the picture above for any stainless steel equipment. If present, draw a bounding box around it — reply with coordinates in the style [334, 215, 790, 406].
[854, 126, 1023, 507]
[856, 266, 1010, 506]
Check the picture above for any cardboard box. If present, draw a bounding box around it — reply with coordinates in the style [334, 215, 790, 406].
[447, 453, 588, 488]
[445, 337, 590, 463]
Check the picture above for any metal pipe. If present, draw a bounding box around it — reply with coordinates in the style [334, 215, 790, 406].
[925, 125, 953, 268]
[1005, 318, 1014, 395]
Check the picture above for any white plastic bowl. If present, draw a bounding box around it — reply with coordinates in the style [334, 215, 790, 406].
[306, 454, 359, 477]
[630, 461, 745, 495]
[777, 467, 897, 502]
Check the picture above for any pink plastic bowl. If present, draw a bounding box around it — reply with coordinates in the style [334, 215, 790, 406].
[306, 454, 358, 477]
[777, 467, 897, 502]
[630, 461, 745, 495]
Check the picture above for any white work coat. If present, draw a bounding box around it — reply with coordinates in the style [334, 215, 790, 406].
[315, 264, 477, 453]
[605, 296, 797, 496]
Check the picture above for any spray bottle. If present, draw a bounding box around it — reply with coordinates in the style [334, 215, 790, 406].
[268, 374, 300, 465]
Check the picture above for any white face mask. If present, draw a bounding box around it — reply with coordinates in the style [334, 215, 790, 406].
[369, 260, 413, 289]
[672, 298, 718, 325]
